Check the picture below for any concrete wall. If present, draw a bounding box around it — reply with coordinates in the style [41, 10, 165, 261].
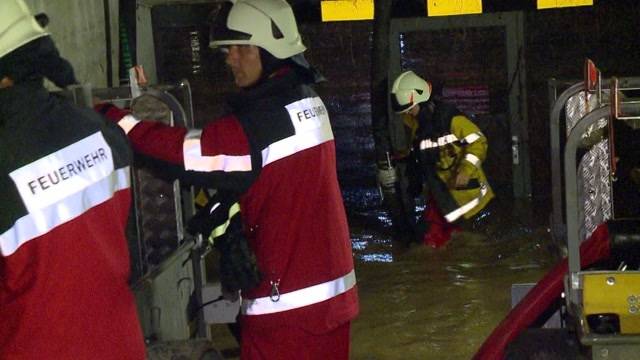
[24, 0, 119, 88]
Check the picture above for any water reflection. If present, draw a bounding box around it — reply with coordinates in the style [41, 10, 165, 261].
[345, 186, 556, 360]
[360, 253, 394, 263]
[207, 186, 557, 359]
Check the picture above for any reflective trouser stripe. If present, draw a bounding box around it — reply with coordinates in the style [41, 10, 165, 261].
[444, 184, 489, 223]
[241, 269, 357, 315]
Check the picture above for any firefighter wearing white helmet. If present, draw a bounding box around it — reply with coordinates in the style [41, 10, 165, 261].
[389, 70, 494, 248]
[376, 71, 431, 201]
[94, 0, 358, 358]
[209, 0, 323, 84]
[1, 0, 146, 357]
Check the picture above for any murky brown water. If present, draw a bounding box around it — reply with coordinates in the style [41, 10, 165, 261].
[209, 194, 557, 360]
[349, 195, 556, 360]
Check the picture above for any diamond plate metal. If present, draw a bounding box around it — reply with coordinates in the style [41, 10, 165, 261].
[565, 91, 612, 241]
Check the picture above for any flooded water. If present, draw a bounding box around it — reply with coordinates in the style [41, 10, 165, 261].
[346, 187, 557, 360]
[209, 187, 557, 360]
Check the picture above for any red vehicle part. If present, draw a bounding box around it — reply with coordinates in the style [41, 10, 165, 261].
[473, 223, 611, 360]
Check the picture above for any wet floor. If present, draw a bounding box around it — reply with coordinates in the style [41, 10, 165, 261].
[346, 187, 557, 360]
[210, 187, 558, 360]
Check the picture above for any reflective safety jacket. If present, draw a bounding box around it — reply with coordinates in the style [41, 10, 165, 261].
[98, 68, 359, 334]
[410, 100, 494, 222]
[0, 80, 146, 359]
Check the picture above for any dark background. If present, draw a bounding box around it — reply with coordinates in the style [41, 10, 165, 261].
[142, 0, 640, 207]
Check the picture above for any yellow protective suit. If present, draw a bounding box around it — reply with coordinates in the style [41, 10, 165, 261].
[406, 111, 494, 222]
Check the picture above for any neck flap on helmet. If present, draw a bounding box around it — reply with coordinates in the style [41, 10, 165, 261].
[0, 36, 77, 88]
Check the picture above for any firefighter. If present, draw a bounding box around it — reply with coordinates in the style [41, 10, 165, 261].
[389, 70, 494, 248]
[0, 0, 146, 358]
[95, 0, 359, 358]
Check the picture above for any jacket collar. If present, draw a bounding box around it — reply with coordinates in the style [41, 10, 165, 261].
[0, 79, 49, 126]
[227, 66, 303, 112]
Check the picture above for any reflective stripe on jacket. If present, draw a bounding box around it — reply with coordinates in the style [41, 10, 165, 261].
[437, 115, 494, 220]
[1, 80, 145, 359]
[98, 69, 359, 333]
[411, 101, 494, 222]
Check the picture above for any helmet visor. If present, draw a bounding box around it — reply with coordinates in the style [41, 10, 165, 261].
[209, 3, 251, 48]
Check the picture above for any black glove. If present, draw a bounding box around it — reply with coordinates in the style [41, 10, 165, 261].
[187, 193, 261, 293]
[186, 192, 232, 240]
[376, 164, 398, 189]
[214, 214, 261, 293]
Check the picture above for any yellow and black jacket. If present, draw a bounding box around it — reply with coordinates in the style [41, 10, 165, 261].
[408, 100, 494, 222]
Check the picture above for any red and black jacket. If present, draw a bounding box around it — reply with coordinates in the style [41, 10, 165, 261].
[98, 68, 359, 334]
[0, 80, 145, 359]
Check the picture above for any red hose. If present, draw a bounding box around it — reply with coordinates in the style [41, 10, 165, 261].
[473, 223, 611, 360]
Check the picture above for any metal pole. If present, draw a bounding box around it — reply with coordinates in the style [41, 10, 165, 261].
[564, 106, 610, 304]
[549, 81, 584, 243]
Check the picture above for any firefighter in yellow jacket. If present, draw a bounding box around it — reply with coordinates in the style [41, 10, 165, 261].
[390, 71, 494, 248]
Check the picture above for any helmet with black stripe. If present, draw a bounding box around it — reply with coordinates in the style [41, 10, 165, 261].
[209, 0, 306, 60]
[391, 71, 432, 114]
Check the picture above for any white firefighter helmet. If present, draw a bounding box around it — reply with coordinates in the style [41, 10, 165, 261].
[209, 0, 306, 59]
[391, 71, 432, 113]
[0, 0, 48, 60]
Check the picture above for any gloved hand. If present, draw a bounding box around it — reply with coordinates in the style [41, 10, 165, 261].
[215, 216, 262, 293]
[449, 161, 475, 190]
[376, 164, 398, 189]
[187, 193, 262, 293]
[187, 198, 226, 239]
[452, 170, 471, 189]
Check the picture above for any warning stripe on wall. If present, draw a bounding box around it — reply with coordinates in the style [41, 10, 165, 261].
[320, 0, 593, 21]
[537, 0, 593, 10]
[321, 0, 374, 22]
[427, 0, 483, 17]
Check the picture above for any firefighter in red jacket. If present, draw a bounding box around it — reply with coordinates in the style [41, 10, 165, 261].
[0, 1, 146, 358]
[389, 71, 494, 248]
[96, 0, 359, 358]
